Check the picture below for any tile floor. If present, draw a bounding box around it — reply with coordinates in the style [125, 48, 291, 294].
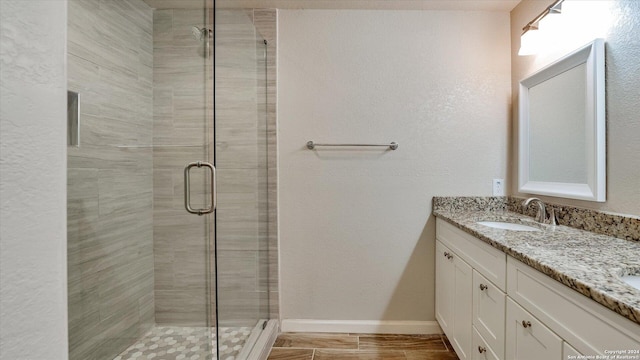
[267, 333, 459, 360]
[114, 326, 253, 360]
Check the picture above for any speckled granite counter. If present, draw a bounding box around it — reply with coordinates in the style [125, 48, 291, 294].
[432, 206, 640, 325]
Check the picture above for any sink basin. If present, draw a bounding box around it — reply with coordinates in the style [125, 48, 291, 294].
[621, 275, 640, 291]
[477, 221, 540, 232]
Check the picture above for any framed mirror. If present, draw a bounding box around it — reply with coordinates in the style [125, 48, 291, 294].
[519, 39, 606, 202]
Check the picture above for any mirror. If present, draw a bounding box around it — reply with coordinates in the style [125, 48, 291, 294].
[519, 39, 606, 202]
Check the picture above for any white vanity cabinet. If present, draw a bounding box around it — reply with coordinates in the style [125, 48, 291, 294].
[435, 218, 640, 360]
[436, 240, 473, 360]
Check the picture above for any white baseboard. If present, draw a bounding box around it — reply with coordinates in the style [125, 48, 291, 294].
[280, 319, 442, 335]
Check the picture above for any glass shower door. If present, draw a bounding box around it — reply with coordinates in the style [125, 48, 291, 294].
[213, 8, 270, 359]
[149, 3, 216, 360]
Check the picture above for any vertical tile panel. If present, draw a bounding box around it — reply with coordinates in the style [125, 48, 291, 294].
[152, 9, 211, 327]
[67, 0, 154, 359]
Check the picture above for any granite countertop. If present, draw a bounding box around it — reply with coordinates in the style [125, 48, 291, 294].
[433, 208, 640, 325]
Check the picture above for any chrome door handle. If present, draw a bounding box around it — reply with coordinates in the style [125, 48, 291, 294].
[184, 161, 216, 215]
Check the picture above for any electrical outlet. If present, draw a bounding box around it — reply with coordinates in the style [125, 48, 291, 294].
[493, 179, 505, 196]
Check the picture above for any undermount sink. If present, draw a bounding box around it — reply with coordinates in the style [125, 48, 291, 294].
[621, 275, 640, 291]
[477, 221, 541, 232]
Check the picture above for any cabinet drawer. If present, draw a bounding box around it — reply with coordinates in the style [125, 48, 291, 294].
[473, 326, 501, 360]
[473, 270, 505, 359]
[436, 219, 506, 290]
[507, 256, 640, 355]
[506, 298, 563, 360]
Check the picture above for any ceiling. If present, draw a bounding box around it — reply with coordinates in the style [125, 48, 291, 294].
[142, 0, 521, 12]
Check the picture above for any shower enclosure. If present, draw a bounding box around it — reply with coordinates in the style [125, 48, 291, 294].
[67, 0, 272, 359]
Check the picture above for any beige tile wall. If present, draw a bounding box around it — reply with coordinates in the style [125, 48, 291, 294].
[152, 8, 212, 326]
[67, 0, 155, 359]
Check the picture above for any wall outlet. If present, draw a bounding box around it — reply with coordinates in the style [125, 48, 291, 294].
[493, 179, 505, 196]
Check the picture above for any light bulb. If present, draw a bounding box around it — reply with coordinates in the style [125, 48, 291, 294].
[519, 29, 543, 56]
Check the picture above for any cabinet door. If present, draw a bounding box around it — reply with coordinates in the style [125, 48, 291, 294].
[451, 249, 473, 360]
[436, 240, 454, 335]
[506, 298, 562, 360]
[473, 270, 506, 359]
[436, 240, 473, 360]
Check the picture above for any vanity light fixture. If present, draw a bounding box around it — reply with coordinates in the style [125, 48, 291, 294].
[518, 0, 564, 56]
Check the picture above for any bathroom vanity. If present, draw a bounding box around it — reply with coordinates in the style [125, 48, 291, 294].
[433, 199, 640, 360]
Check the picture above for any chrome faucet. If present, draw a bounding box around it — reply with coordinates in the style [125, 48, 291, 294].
[523, 197, 546, 223]
[522, 197, 560, 226]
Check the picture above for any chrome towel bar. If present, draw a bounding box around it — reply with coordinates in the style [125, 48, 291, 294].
[306, 141, 398, 150]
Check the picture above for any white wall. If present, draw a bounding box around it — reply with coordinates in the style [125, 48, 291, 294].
[0, 0, 69, 358]
[510, 0, 640, 216]
[278, 9, 511, 330]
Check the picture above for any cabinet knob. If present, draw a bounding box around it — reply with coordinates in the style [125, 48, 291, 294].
[443, 252, 453, 259]
[478, 346, 486, 353]
[521, 320, 532, 328]
[479, 284, 488, 291]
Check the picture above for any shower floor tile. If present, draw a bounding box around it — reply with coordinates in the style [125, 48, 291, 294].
[114, 326, 252, 360]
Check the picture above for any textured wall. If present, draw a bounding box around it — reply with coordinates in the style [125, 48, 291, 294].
[66, 0, 154, 358]
[278, 10, 511, 325]
[0, 1, 69, 358]
[152, 8, 212, 326]
[510, 0, 640, 216]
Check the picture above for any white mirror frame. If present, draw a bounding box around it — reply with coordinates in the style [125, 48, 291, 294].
[519, 39, 606, 202]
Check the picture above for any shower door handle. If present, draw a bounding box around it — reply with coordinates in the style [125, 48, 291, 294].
[184, 161, 216, 215]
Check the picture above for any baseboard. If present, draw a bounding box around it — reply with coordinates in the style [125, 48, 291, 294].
[280, 319, 442, 334]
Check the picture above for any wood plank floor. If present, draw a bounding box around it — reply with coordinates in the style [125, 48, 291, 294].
[267, 333, 459, 360]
